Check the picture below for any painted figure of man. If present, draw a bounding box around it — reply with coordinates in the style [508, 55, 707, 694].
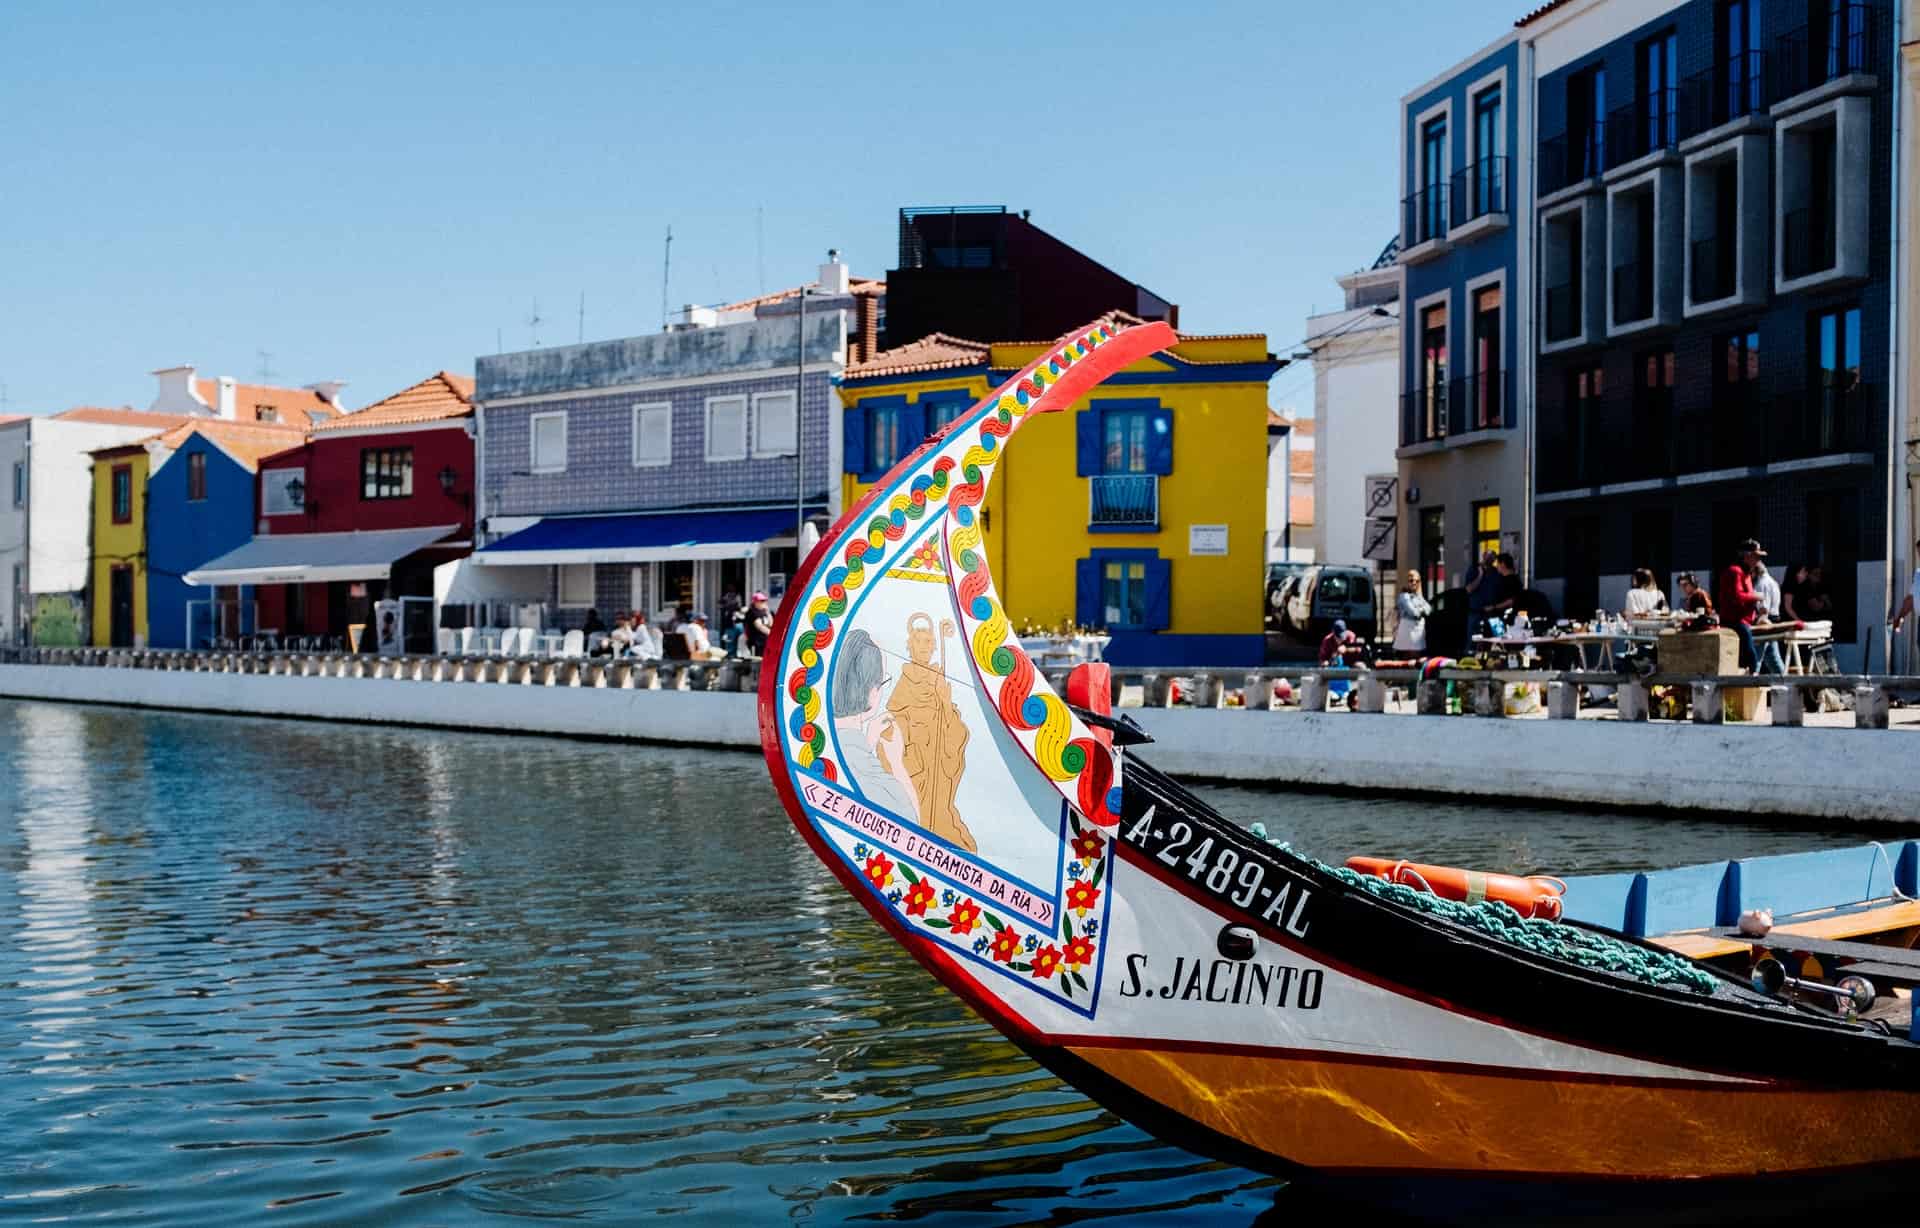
[887, 612, 976, 851]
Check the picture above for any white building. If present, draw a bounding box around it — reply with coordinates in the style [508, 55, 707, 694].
[1266, 413, 1315, 563]
[1303, 252, 1401, 566]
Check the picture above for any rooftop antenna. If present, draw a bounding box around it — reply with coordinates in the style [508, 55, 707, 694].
[496, 327, 503, 354]
[255, 349, 277, 382]
[528, 298, 543, 349]
[756, 206, 766, 294]
[660, 225, 673, 331]
[577, 291, 586, 344]
[0, 381, 10, 411]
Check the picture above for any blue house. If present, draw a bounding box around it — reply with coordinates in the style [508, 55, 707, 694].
[145, 421, 305, 648]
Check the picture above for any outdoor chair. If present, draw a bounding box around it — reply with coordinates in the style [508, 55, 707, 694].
[562, 629, 586, 658]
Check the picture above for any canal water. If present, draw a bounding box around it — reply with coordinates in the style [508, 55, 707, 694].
[0, 699, 1861, 1225]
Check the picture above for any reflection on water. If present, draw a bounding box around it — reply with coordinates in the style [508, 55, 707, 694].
[0, 700, 1852, 1224]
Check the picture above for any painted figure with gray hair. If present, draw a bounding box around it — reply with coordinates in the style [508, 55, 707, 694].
[831, 630, 920, 821]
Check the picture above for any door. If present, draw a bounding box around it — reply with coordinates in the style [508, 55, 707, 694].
[109, 566, 134, 648]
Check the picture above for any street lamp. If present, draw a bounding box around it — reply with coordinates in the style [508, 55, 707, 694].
[284, 476, 306, 508]
[438, 465, 468, 505]
[794, 283, 817, 560]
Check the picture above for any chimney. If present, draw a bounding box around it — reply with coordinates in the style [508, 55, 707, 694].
[305, 380, 347, 408]
[217, 376, 237, 419]
[668, 304, 718, 332]
[818, 249, 850, 296]
[150, 365, 212, 416]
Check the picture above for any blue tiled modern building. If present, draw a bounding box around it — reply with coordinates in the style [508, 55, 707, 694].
[471, 255, 879, 627]
[1395, 0, 1906, 669]
[1397, 30, 1531, 590]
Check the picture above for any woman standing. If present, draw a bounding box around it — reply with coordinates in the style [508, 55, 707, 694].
[1393, 569, 1432, 653]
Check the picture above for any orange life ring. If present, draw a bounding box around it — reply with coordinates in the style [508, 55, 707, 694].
[1345, 856, 1567, 921]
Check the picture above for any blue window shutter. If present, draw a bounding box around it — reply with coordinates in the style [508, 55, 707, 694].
[1144, 557, 1171, 630]
[1147, 406, 1173, 475]
[1075, 409, 1101, 477]
[903, 402, 929, 453]
[843, 405, 867, 477]
[1075, 557, 1100, 629]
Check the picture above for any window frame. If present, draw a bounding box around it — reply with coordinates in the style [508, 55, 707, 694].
[868, 404, 906, 473]
[1101, 558, 1151, 631]
[557, 562, 595, 608]
[111, 464, 133, 524]
[186, 451, 208, 502]
[1101, 407, 1152, 475]
[529, 410, 569, 474]
[631, 401, 673, 469]
[360, 446, 415, 501]
[751, 390, 798, 459]
[11, 459, 24, 508]
[703, 394, 749, 463]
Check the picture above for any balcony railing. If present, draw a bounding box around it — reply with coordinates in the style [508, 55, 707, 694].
[1771, 381, 1875, 462]
[1089, 473, 1159, 528]
[1400, 371, 1513, 447]
[1774, 5, 1880, 101]
[1681, 51, 1770, 138]
[1607, 89, 1680, 165]
[1544, 282, 1580, 344]
[1611, 261, 1652, 325]
[1783, 207, 1836, 280]
[1539, 124, 1606, 196]
[1691, 234, 1735, 302]
[1449, 156, 1509, 227]
[1402, 183, 1449, 248]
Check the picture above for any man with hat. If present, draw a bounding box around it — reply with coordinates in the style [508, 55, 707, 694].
[743, 591, 774, 658]
[1716, 538, 1766, 671]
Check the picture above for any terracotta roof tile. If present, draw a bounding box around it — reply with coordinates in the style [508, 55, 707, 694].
[313, 371, 473, 434]
[0, 414, 26, 427]
[149, 419, 307, 472]
[716, 277, 884, 314]
[55, 406, 195, 429]
[1515, 0, 1577, 27]
[194, 379, 344, 427]
[845, 333, 991, 379]
[997, 309, 1269, 352]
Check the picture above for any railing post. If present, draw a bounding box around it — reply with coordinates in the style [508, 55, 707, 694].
[1471, 678, 1504, 717]
[1618, 679, 1651, 721]
[1855, 685, 1890, 730]
[1547, 681, 1580, 720]
[1690, 682, 1724, 724]
[1243, 672, 1273, 711]
[1416, 678, 1448, 715]
[1768, 685, 1804, 726]
[1300, 673, 1328, 712]
[1353, 675, 1387, 714]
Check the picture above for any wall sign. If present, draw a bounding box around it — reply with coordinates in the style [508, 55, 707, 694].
[1188, 524, 1229, 556]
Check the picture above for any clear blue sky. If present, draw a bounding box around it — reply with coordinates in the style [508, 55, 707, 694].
[0, 0, 1502, 417]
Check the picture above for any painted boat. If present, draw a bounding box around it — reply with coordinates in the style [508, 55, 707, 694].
[757, 317, 1920, 1221]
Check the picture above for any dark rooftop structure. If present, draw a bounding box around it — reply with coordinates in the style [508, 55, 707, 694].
[881, 206, 1177, 350]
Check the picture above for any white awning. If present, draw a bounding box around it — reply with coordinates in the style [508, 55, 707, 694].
[184, 524, 461, 587]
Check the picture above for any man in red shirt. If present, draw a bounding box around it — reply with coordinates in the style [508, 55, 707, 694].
[1716, 538, 1765, 671]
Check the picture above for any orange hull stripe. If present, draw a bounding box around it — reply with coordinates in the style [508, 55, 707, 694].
[1069, 1045, 1920, 1179]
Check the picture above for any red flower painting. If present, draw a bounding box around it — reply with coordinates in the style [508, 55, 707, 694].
[903, 879, 936, 917]
[1062, 934, 1096, 969]
[1030, 943, 1063, 980]
[948, 898, 982, 935]
[863, 852, 895, 890]
[1071, 829, 1105, 862]
[1065, 879, 1102, 917]
[990, 927, 1023, 963]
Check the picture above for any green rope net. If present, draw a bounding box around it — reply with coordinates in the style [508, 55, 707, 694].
[1246, 824, 1718, 995]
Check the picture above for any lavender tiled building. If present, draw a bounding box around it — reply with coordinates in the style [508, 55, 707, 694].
[469, 254, 881, 627]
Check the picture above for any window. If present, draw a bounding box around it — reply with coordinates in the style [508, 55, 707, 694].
[1102, 409, 1149, 474]
[752, 391, 797, 458]
[1418, 116, 1448, 242]
[1634, 349, 1677, 476]
[1471, 285, 1502, 428]
[1077, 551, 1168, 631]
[361, 447, 414, 500]
[1471, 86, 1503, 216]
[1689, 154, 1743, 304]
[1567, 64, 1607, 179]
[1717, 0, 1764, 120]
[10, 459, 23, 507]
[1636, 29, 1678, 154]
[111, 464, 132, 523]
[704, 395, 748, 461]
[1419, 302, 1448, 441]
[186, 452, 207, 502]
[632, 403, 672, 468]
[1419, 507, 1446, 590]
[1544, 208, 1585, 343]
[1563, 515, 1602, 620]
[257, 406, 279, 423]
[1806, 305, 1862, 454]
[869, 405, 906, 473]
[558, 563, 594, 607]
[1632, 508, 1673, 592]
[530, 411, 568, 473]
[1567, 364, 1606, 485]
[1785, 120, 1838, 279]
[1611, 186, 1656, 326]
[1472, 502, 1501, 562]
[925, 396, 969, 433]
[1103, 560, 1149, 629]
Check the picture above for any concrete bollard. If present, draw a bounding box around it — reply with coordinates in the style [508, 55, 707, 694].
[1769, 685, 1804, 726]
[1618, 680, 1651, 722]
[1243, 673, 1273, 711]
[1416, 678, 1448, 715]
[1353, 675, 1387, 713]
[1855, 686, 1890, 730]
[1690, 683, 1723, 724]
[1116, 679, 1146, 708]
[1547, 681, 1580, 720]
[1300, 674, 1328, 712]
[1471, 678, 1504, 717]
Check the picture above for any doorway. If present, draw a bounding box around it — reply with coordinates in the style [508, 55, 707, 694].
[109, 565, 135, 648]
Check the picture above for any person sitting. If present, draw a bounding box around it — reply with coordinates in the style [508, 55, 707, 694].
[582, 607, 607, 636]
[684, 612, 716, 658]
[1318, 618, 1365, 707]
[1677, 572, 1714, 615]
[1623, 568, 1668, 617]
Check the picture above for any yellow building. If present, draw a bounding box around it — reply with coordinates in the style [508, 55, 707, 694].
[840, 314, 1280, 666]
[90, 442, 150, 647]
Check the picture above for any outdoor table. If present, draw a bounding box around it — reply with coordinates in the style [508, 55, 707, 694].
[1754, 621, 1835, 674]
[1546, 631, 1617, 672]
